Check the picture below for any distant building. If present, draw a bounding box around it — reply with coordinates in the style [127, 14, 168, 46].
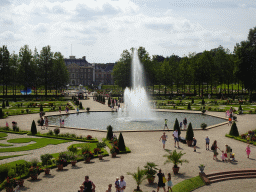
[64, 56, 115, 86]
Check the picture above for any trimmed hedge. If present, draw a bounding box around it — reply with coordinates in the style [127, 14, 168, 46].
[102, 138, 131, 154]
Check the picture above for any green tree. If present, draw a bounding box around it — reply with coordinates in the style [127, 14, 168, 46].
[31, 120, 37, 135]
[113, 49, 131, 88]
[52, 52, 69, 96]
[18, 45, 35, 95]
[0, 45, 10, 96]
[39, 45, 54, 96]
[229, 121, 239, 136]
[117, 132, 126, 151]
[106, 125, 113, 140]
[0, 108, 3, 119]
[9, 52, 19, 98]
[186, 122, 194, 141]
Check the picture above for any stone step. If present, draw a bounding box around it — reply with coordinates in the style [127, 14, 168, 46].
[206, 169, 256, 178]
[210, 174, 256, 183]
[208, 172, 256, 181]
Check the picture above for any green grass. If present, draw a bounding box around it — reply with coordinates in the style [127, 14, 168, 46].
[0, 159, 27, 167]
[0, 154, 27, 160]
[0, 138, 71, 152]
[0, 133, 7, 138]
[172, 176, 205, 192]
[0, 143, 13, 147]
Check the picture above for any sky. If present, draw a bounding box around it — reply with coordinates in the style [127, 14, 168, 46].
[0, 0, 255, 63]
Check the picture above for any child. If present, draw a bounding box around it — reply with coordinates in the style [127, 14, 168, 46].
[245, 145, 251, 158]
[115, 177, 120, 192]
[78, 185, 84, 192]
[205, 136, 210, 150]
[221, 151, 226, 162]
[167, 173, 173, 192]
[228, 117, 232, 126]
[246, 134, 250, 144]
[164, 119, 169, 130]
[45, 117, 48, 129]
[106, 184, 112, 192]
[193, 137, 197, 152]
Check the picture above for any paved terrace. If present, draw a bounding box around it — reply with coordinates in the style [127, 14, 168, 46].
[0, 97, 255, 192]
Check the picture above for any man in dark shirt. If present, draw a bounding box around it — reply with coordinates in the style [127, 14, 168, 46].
[82, 176, 96, 192]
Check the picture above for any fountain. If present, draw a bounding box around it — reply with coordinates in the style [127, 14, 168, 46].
[120, 49, 155, 121]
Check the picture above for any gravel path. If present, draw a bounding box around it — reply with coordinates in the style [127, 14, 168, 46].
[0, 98, 256, 192]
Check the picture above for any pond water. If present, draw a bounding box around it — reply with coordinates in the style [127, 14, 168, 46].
[48, 112, 226, 131]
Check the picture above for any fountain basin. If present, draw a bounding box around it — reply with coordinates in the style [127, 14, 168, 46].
[48, 111, 227, 131]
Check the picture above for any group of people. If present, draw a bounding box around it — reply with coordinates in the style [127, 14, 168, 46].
[78, 175, 126, 192]
[39, 114, 48, 130]
[159, 129, 181, 149]
[164, 118, 187, 131]
[153, 169, 173, 192]
[211, 140, 235, 162]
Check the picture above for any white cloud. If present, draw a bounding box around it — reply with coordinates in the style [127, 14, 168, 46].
[0, 30, 22, 42]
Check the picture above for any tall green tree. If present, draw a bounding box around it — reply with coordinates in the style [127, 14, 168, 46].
[0, 46, 10, 96]
[234, 27, 256, 95]
[39, 45, 53, 96]
[18, 45, 34, 94]
[9, 52, 19, 97]
[113, 49, 131, 88]
[52, 52, 69, 95]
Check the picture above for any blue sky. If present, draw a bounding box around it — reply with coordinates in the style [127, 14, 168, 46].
[0, 0, 255, 62]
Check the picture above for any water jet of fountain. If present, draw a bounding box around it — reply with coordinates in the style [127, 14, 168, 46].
[120, 49, 155, 121]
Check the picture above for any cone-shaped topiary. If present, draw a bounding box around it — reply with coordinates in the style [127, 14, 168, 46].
[239, 105, 242, 111]
[202, 99, 205, 105]
[2, 100, 5, 109]
[40, 105, 43, 112]
[229, 121, 239, 136]
[185, 122, 194, 141]
[106, 125, 113, 140]
[31, 120, 37, 135]
[79, 102, 83, 109]
[187, 103, 191, 110]
[118, 132, 126, 151]
[0, 108, 3, 119]
[173, 118, 181, 136]
[6, 100, 9, 107]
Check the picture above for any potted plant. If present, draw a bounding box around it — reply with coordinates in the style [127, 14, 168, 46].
[144, 162, 158, 184]
[163, 150, 188, 174]
[127, 167, 147, 192]
[186, 122, 194, 146]
[40, 154, 53, 175]
[56, 152, 68, 170]
[110, 146, 119, 158]
[4, 169, 17, 192]
[82, 144, 93, 163]
[200, 123, 207, 130]
[198, 164, 205, 173]
[16, 163, 25, 187]
[28, 166, 42, 180]
[69, 153, 78, 166]
[97, 142, 106, 160]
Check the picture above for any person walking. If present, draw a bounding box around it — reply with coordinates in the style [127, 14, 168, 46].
[45, 117, 48, 129]
[164, 119, 169, 130]
[172, 129, 180, 148]
[157, 169, 166, 192]
[167, 173, 173, 192]
[193, 137, 197, 152]
[115, 177, 120, 192]
[159, 132, 168, 149]
[205, 136, 210, 150]
[40, 117, 44, 130]
[212, 140, 219, 160]
[82, 176, 96, 192]
[225, 144, 232, 162]
[183, 118, 187, 129]
[245, 144, 251, 158]
[179, 121, 182, 130]
[119, 176, 126, 192]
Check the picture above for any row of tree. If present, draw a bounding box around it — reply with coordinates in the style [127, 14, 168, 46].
[0, 45, 69, 96]
[113, 27, 256, 97]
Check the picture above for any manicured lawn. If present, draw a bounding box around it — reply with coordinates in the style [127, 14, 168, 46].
[0, 143, 13, 147]
[0, 133, 7, 138]
[0, 154, 27, 160]
[0, 138, 71, 152]
[102, 138, 131, 153]
[172, 176, 205, 192]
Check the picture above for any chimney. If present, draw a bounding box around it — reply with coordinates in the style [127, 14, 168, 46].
[82, 56, 86, 60]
